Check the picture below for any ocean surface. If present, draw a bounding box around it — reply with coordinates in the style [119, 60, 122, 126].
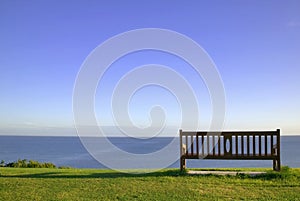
[0, 136, 299, 169]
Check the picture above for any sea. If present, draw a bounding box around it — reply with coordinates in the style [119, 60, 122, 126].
[0, 136, 299, 169]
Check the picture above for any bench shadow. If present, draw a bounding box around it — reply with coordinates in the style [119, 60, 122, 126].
[1, 168, 293, 180]
[0, 169, 183, 179]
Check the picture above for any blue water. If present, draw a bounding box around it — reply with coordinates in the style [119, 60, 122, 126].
[0, 136, 299, 169]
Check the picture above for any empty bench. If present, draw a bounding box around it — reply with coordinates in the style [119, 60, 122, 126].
[180, 129, 280, 171]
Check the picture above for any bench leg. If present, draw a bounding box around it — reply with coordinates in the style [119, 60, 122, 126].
[180, 156, 186, 172]
[273, 159, 280, 171]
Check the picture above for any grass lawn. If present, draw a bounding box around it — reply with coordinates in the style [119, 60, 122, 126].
[0, 167, 299, 201]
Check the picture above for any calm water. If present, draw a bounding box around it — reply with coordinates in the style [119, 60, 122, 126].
[0, 136, 299, 169]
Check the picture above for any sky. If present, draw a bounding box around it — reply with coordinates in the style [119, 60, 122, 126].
[0, 1, 299, 136]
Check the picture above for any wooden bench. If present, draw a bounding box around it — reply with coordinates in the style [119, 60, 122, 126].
[180, 129, 281, 171]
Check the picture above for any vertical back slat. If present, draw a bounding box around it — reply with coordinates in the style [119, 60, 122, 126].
[223, 135, 226, 154]
[212, 135, 215, 156]
[218, 136, 221, 156]
[253, 135, 256, 155]
[247, 135, 250, 156]
[235, 135, 238, 155]
[265, 134, 268, 155]
[230, 134, 233, 155]
[259, 135, 262, 156]
[191, 135, 194, 155]
[202, 135, 204, 155]
[207, 134, 210, 155]
[196, 134, 199, 156]
[241, 135, 244, 155]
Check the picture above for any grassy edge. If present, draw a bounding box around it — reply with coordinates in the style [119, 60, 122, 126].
[1, 166, 299, 179]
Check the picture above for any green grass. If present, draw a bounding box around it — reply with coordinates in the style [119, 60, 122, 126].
[1, 167, 300, 201]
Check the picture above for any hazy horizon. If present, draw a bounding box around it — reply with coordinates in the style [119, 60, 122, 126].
[0, 125, 298, 137]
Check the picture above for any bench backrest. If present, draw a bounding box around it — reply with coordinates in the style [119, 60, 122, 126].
[180, 129, 280, 159]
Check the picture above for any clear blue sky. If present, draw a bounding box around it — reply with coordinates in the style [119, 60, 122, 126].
[0, 1, 299, 135]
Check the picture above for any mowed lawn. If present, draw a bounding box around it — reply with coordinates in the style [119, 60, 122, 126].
[0, 167, 299, 201]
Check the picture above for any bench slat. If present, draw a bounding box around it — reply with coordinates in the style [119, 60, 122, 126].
[241, 136, 244, 155]
[259, 135, 262, 156]
[196, 134, 199, 156]
[212, 135, 216, 155]
[207, 135, 209, 156]
[191, 135, 194, 156]
[247, 135, 250, 156]
[202, 135, 204, 156]
[265, 134, 267, 155]
[218, 136, 221, 156]
[236, 136, 238, 155]
[253, 135, 256, 156]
